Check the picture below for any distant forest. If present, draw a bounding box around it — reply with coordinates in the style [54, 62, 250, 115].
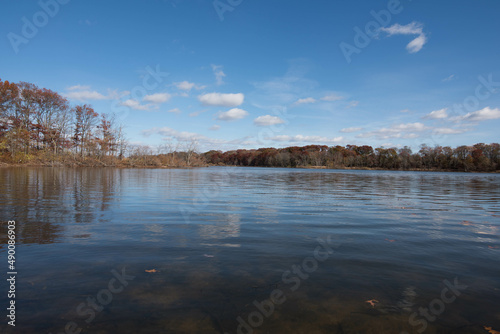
[204, 144, 500, 172]
[1, 78, 499, 172]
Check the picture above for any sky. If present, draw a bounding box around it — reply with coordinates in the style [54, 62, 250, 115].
[1, 0, 500, 152]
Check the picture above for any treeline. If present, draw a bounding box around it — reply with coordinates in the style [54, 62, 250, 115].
[0, 78, 203, 167]
[203, 144, 500, 172]
[0, 78, 126, 164]
[2, 78, 499, 171]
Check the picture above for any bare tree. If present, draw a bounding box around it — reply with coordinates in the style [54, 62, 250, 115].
[184, 138, 198, 166]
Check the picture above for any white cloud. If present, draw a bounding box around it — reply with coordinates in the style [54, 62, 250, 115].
[453, 107, 500, 122]
[119, 93, 171, 111]
[340, 127, 363, 133]
[120, 99, 151, 111]
[216, 108, 249, 121]
[320, 94, 343, 101]
[294, 97, 316, 105]
[198, 93, 244, 107]
[425, 108, 448, 119]
[143, 93, 171, 104]
[358, 122, 429, 139]
[406, 34, 427, 53]
[400, 109, 411, 113]
[142, 127, 202, 142]
[211, 64, 226, 86]
[254, 115, 285, 126]
[175, 81, 194, 91]
[209, 125, 221, 131]
[174, 81, 205, 91]
[380, 22, 427, 53]
[65, 90, 108, 101]
[168, 108, 181, 114]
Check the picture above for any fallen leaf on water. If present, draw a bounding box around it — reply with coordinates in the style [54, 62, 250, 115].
[385, 239, 396, 242]
[484, 326, 500, 334]
[461, 221, 474, 226]
[365, 299, 379, 308]
[492, 214, 500, 218]
[203, 254, 215, 258]
[145, 269, 158, 273]
[411, 213, 417, 216]
[488, 246, 499, 249]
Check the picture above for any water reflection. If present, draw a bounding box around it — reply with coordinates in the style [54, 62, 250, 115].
[0, 167, 499, 333]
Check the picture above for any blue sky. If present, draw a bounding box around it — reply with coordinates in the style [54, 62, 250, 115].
[1, 0, 499, 152]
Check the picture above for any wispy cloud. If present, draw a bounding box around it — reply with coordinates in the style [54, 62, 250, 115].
[433, 127, 467, 135]
[268, 134, 343, 145]
[442, 75, 456, 82]
[67, 85, 91, 91]
[64, 86, 129, 102]
[357, 122, 429, 139]
[294, 97, 316, 105]
[425, 108, 448, 119]
[340, 127, 363, 133]
[321, 93, 343, 101]
[198, 92, 244, 107]
[380, 22, 428, 53]
[347, 100, 359, 108]
[168, 108, 182, 114]
[211, 64, 226, 86]
[249, 59, 319, 106]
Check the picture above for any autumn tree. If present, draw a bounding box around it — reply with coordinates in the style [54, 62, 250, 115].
[72, 104, 98, 156]
[33, 88, 70, 154]
[0, 79, 19, 152]
[96, 114, 120, 157]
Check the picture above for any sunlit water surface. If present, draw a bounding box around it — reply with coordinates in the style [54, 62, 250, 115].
[1, 167, 499, 333]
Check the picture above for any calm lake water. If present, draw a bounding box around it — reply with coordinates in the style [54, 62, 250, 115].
[1, 167, 499, 333]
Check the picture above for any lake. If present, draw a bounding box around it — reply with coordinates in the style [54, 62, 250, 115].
[1, 167, 499, 333]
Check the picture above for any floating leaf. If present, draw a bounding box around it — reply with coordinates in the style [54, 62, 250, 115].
[461, 221, 474, 226]
[484, 326, 500, 334]
[365, 299, 379, 308]
[145, 269, 158, 273]
[488, 246, 499, 249]
[385, 239, 396, 242]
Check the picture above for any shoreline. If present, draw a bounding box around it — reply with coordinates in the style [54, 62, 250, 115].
[2, 162, 499, 173]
